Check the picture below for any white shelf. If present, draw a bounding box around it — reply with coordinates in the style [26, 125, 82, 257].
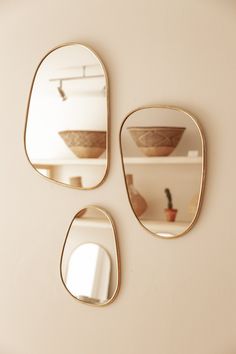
[32, 158, 106, 166]
[141, 220, 189, 236]
[73, 217, 113, 229]
[33, 156, 202, 166]
[123, 156, 202, 165]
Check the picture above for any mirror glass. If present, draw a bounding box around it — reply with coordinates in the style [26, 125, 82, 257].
[25, 44, 108, 189]
[120, 106, 205, 238]
[60, 206, 120, 305]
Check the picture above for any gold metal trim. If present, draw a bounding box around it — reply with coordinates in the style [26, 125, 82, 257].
[24, 42, 110, 190]
[59, 205, 121, 306]
[119, 105, 207, 239]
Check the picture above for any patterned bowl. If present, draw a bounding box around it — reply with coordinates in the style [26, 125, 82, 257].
[59, 130, 106, 158]
[127, 126, 186, 156]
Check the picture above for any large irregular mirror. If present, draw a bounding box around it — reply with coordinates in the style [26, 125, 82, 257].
[120, 106, 206, 238]
[25, 43, 108, 189]
[60, 206, 120, 305]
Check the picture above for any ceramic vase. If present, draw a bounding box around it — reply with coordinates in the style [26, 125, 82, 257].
[126, 174, 148, 217]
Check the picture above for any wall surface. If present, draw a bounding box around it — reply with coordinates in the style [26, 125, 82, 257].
[0, 1, 236, 354]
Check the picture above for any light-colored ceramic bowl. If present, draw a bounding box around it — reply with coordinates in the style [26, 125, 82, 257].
[59, 130, 106, 158]
[127, 126, 186, 156]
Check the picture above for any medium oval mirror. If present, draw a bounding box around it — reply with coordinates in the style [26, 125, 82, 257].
[60, 206, 120, 305]
[120, 106, 206, 238]
[25, 43, 109, 189]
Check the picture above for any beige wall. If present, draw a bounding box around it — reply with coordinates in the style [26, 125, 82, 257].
[0, 1, 236, 353]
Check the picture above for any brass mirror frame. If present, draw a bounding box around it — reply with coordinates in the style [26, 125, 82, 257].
[119, 105, 207, 239]
[24, 42, 110, 190]
[60, 205, 121, 306]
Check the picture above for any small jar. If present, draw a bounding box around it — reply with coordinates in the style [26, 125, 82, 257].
[70, 176, 83, 188]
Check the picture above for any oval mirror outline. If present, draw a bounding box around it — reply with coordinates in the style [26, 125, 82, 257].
[60, 206, 120, 306]
[24, 43, 109, 190]
[119, 105, 206, 239]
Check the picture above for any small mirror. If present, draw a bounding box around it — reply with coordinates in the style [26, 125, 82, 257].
[60, 207, 120, 305]
[120, 106, 206, 238]
[25, 43, 109, 189]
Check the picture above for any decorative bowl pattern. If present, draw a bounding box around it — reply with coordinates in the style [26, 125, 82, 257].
[59, 130, 106, 158]
[127, 126, 186, 156]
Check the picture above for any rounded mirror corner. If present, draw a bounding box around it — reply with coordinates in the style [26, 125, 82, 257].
[24, 43, 109, 190]
[119, 105, 206, 239]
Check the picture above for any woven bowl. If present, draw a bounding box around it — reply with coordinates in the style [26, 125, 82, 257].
[59, 130, 106, 158]
[128, 126, 185, 156]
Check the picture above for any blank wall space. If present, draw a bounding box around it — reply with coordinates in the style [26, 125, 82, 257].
[0, 1, 236, 354]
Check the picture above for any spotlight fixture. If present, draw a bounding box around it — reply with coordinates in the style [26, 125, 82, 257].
[50, 65, 105, 100]
[57, 80, 67, 101]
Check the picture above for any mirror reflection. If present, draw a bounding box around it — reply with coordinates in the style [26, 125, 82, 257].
[60, 206, 119, 305]
[120, 106, 205, 238]
[25, 44, 108, 189]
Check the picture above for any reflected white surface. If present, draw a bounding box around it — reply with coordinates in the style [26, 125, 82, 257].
[66, 243, 111, 304]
